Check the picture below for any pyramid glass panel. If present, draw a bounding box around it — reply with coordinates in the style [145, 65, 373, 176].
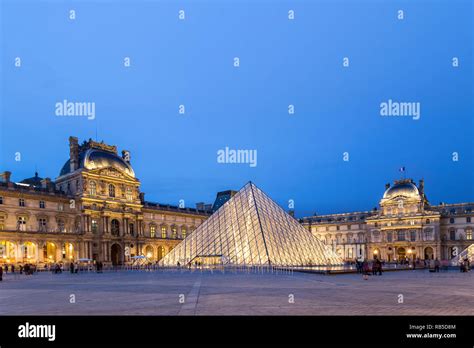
[159, 182, 343, 267]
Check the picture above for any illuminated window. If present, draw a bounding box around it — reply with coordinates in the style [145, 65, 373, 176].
[181, 227, 187, 239]
[171, 226, 177, 239]
[89, 181, 97, 196]
[150, 225, 156, 238]
[466, 230, 472, 240]
[161, 226, 167, 238]
[91, 219, 98, 234]
[126, 187, 133, 201]
[108, 184, 115, 197]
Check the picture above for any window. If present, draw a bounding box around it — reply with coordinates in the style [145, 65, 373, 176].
[387, 232, 392, 242]
[17, 216, 26, 231]
[108, 184, 115, 197]
[0, 197, 3, 204]
[426, 219, 430, 224]
[129, 223, 134, 236]
[467, 230, 473, 240]
[410, 230, 416, 241]
[91, 219, 98, 234]
[424, 229, 433, 241]
[111, 219, 120, 236]
[39, 201, 45, 209]
[19, 198, 25, 207]
[450, 229, 456, 241]
[150, 225, 156, 238]
[467, 217, 471, 223]
[58, 203, 64, 211]
[181, 227, 187, 239]
[0, 215, 5, 230]
[450, 218, 455, 224]
[126, 187, 133, 201]
[161, 226, 167, 238]
[397, 230, 405, 241]
[39, 218, 47, 232]
[58, 219, 66, 233]
[171, 226, 177, 239]
[89, 181, 97, 196]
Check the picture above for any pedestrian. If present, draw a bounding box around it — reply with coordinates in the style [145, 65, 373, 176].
[19, 265, 23, 274]
[434, 258, 440, 272]
[376, 258, 383, 276]
[0, 265, 3, 281]
[11, 264, 15, 273]
[70, 262, 75, 274]
[362, 259, 369, 280]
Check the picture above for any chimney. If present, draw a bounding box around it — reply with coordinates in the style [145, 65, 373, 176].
[419, 179, 424, 195]
[69, 136, 79, 172]
[0, 171, 11, 183]
[385, 183, 390, 190]
[139, 192, 145, 203]
[122, 150, 131, 164]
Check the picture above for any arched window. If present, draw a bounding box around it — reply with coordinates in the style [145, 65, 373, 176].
[129, 223, 134, 236]
[161, 226, 167, 238]
[108, 184, 115, 198]
[89, 181, 97, 196]
[171, 226, 177, 239]
[111, 219, 120, 236]
[150, 225, 156, 238]
[181, 227, 187, 239]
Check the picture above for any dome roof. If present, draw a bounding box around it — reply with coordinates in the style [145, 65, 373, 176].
[383, 181, 420, 200]
[59, 149, 135, 177]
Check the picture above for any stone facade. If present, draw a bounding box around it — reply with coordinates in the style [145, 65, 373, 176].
[301, 179, 474, 262]
[0, 137, 211, 266]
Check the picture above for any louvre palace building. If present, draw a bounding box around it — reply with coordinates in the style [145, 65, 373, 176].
[0, 137, 212, 266]
[0, 136, 472, 267]
[301, 179, 474, 263]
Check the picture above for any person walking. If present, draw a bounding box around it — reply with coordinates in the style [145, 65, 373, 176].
[70, 262, 75, 274]
[0, 265, 3, 281]
[376, 258, 383, 276]
[434, 258, 440, 272]
[362, 259, 370, 280]
[11, 264, 15, 273]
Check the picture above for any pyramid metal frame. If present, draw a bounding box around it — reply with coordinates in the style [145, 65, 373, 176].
[159, 182, 343, 267]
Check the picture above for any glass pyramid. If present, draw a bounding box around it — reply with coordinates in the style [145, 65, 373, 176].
[159, 182, 343, 267]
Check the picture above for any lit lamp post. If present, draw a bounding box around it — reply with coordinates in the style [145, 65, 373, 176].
[373, 249, 378, 260]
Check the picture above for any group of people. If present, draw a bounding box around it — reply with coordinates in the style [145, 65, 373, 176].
[0, 263, 36, 281]
[355, 259, 383, 278]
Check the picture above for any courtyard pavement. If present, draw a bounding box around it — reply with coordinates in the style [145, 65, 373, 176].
[0, 269, 473, 315]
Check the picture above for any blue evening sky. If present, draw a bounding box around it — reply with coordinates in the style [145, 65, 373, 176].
[0, 0, 473, 217]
